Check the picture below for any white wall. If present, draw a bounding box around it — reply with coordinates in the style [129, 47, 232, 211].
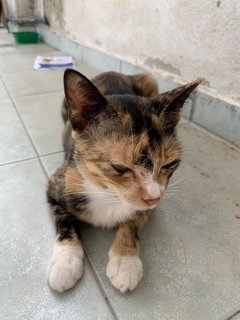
[45, 0, 240, 103]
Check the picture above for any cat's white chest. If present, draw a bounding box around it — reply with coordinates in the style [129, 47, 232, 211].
[83, 181, 136, 228]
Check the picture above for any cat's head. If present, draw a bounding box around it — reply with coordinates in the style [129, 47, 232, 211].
[64, 69, 200, 210]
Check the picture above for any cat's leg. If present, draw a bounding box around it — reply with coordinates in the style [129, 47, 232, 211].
[106, 211, 150, 292]
[47, 201, 84, 292]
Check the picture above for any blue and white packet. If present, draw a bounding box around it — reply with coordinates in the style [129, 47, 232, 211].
[33, 56, 74, 70]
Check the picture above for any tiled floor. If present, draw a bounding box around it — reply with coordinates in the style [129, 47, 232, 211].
[0, 33, 240, 320]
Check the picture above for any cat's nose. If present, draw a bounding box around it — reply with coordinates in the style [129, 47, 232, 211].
[143, 197, 161, 206]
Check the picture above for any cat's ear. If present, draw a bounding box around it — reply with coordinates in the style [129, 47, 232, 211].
[158, 80, 201, 131]
[64, 69, 107, 131]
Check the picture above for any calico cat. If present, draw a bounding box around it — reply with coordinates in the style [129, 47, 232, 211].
[47, 69, 200, 293]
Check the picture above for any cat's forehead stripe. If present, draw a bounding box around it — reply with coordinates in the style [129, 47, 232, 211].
[111, 96, 163, 149]
[145, 115, 161, 148]
[136, 153, 154, 172]
[123, 103, 145, 135]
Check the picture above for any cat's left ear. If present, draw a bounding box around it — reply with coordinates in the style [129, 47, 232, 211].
[158, 80, 201, 131]
[64, 69, 107, 131]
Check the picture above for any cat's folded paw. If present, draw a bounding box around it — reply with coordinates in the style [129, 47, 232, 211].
[106, 254, 143, 292]
[47, 242, 84, 292]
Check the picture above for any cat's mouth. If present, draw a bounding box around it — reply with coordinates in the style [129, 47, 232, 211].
[117, 193, 161, 210]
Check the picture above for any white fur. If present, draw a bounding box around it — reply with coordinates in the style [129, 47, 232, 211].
[106, 253, 143, 292]
[47, 241, 84, 292]
[141, 174, 165, 200]
[83, 181, 137, 228]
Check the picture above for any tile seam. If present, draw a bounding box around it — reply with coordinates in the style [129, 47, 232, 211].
[0, 88, 63, 99]
[0, 156, 38, 167]
[84, 251, 119, 320]
[0, 75, 49, 179]
[189, 90, 198, 121]
[225, 309, 240, 320]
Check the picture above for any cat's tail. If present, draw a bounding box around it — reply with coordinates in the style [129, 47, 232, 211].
[128, 74, 159, 98]
[61, 98, 69, 124]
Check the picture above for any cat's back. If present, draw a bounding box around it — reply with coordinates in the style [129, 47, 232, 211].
[92, 71, 158, 98]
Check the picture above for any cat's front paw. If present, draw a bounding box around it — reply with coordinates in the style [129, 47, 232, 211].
[106, 254, 143, 292]
[47, 242, 84, 292]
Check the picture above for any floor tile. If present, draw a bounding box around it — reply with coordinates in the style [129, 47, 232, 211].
[0, 33, 57, 54]
[0, 97, 36, 165]
[0, 159, 114, 320]
[231, 312, 240, 320]
[0, 77, 8, 98]
[178, 121, 240, 201]
[80, 122, 240, 320]
[193, 92, 240, 148]
[2, 69, 64, 97]
[41, 152, 65, 177]
[13, 43, 58, 53]
[14, 92, 64, 155]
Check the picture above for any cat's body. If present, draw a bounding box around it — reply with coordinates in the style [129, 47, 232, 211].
[47, 70, 200, 292]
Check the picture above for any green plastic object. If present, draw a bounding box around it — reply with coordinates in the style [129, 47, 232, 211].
[12, 32, 40, 44]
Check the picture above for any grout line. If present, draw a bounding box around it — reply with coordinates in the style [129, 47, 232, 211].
[38, 157, 49, 179]
[0, 156, 38, 167]
[191, 119, 240, 150]
[119, 60, 123, 73]
[0, 75, 49, 179]
[84, 250, 119, 320]
[40, 150, 64, 158]
[225, 309, 240, 320]
[0, 49, 63, 58]
[0, 151, 64, 169]
[4, 89, 63, 99]
[189, 90, 198, 121]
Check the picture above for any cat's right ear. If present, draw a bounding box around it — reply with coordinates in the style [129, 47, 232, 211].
[64, 69, 107, 131]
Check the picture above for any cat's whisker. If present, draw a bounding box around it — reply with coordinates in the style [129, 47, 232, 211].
[164, 193, 184, 202]
[163, 197, 183, 206]
[166, 193, 182, 198]
[167, 186, 181, 193]
[165, 188, 182, 195]
[64, 190, 117, 197]
[65, 175, 115, 191]
[127, 111, 135, 155]
[89, 200, 121, 206]
[165, 187, 181, 194]
[168, 178, 184, 187]
[167, 184, 182, 191]
[165, 192, 181, 198]
[81, 200, 123, 215]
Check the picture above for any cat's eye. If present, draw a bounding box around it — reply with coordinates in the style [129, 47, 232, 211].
[162, 159, 180, 170]
[111, 164, 129, 176]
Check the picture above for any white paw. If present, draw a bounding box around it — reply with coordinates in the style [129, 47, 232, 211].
[106, 254, 143, 292]
[47, 241, 84, 292]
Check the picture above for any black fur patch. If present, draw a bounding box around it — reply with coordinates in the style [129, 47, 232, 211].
[55, 211, 82, 241]
[137, 153, 153, 172]
[66, 194, 88, 213]
[145, 115, 161, 148]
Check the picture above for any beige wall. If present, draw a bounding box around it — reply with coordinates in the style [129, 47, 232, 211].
[7, 0, 34, 17]
[44, 0, 240, 103]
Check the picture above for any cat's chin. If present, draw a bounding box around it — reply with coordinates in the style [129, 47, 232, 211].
[119, 197, 160, 211]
